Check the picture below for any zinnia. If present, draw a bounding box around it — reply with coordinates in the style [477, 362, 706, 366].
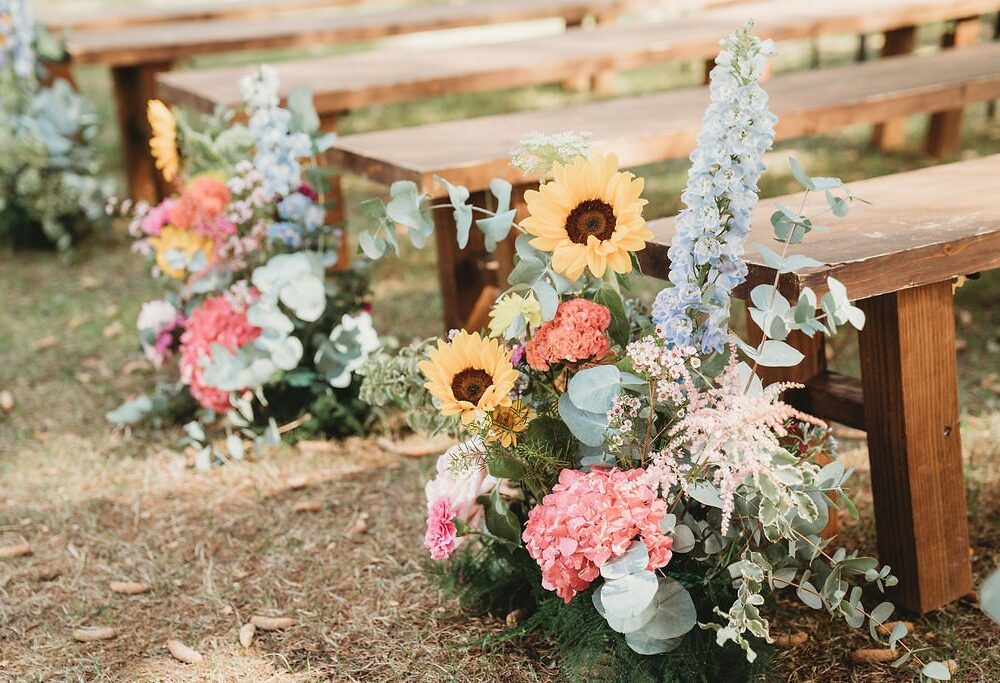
[179, 295, 261, 412]
[522, 467, 673, 603]
[524, 298, 611, 371]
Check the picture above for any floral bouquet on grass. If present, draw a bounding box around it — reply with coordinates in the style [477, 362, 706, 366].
[357, 26, 955, 681]
[0, 0, 111, 252]
[108, 66, 380, 466]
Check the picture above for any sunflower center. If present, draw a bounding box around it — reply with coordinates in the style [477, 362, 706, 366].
[565, 199, 617, 244]
[451, 368, 494, 405]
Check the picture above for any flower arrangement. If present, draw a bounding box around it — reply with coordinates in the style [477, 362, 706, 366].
[108, 66, 380, 465]
[0, 0, 111, 252]
[357, 25, 955, 681]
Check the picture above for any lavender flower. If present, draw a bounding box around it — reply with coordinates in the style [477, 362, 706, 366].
[1, 0, 35, 79]
[651, 25, 777, 354]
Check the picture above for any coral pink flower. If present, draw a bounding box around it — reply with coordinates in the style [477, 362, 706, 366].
[525, 298, 612, 371]
[179, 294, 260, 412]
[424, 498, 459, 560]
[522, 467, 673, 603]
[170, 177, 231, 229]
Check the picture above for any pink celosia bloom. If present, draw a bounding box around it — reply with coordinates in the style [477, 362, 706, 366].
[424, 498, 459, 560]
[179, 294, 261, 413]
[141, 199, 174, 236]
[423, 438, 498, 559]
[522, 467, 673, 603]
[525, 298, 611, 371]
[170, 177, 232, 229]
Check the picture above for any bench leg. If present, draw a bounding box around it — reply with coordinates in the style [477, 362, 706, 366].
[561, 13, 618, 94]
[112, 62, 174, 203]
[857, 281, 973, 613]
[925, 17, 982, 159]
[872, 26, 916, 151]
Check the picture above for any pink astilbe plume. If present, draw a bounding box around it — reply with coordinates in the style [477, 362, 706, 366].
[643, 352, 824, 534]
[522, 468, 673, 603]
[179, 294, 261, 412]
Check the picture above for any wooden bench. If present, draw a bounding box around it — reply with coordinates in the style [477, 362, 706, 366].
[61, 0, 630, 201]
[640, 155, 1000, 614]
[327, 43, 1000, 328]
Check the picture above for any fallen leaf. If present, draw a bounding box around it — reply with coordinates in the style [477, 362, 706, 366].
[167, 639, 203, 664]
[505, 608, 528, 628]
[946, 660, 959, 674]
[75, 372, 92, 385]
[103, 304, 119, 318]
[34, 566, 61, 582]
[239, 623, 256, 648]
[250, 615, 295, 631]
[68, 315, 89, 331]
[957, 308, 973, 327]
[295, 440, 339, 455]
[0, 542, 32, 558]
[73, 626, 115, 642]
[232, 567, 249, 580]
[80, 275, 100, 289]
[287, 476, 308, 490]
[849, 648, 898, 663]
[955, 338, 968, 352]
[102, 321, 124, 339]
[376, 435, 455, 458]
[773, 632, 809, 648]
[109, 581, 151, 595]
[293, 500, 322, 513]
[33, 430, 50, 444]
[121, 359, 150, 376]
[0, 390, 13, 413]
[876, 620, 914, 636]
[33, 336, 58, 351]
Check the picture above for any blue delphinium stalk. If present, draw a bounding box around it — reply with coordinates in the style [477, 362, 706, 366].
[0, 0, 35, 78]
[239, 65, 313, 197]
[651, 24, 778, 354]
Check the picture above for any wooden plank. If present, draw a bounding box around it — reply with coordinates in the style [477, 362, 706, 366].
[871, 26, 917, 150]
[926, 16, 984, 158]
[41, 0, 379, 32]
[643, 155, 1000, 303]
[857, 281, 973, 612]
[157, 0, 1000, 115]
[801, 371, 866, 430]
[112, 62, 174, 203]
[65, 0, 630, 66]
[327, 43, 1000, 196]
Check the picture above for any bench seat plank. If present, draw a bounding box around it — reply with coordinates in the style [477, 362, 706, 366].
[157, 0, 1000, 114]
[65, 0, 628, 66]
[641, 155, 1000, 302]
[327, 43, 1000, 196]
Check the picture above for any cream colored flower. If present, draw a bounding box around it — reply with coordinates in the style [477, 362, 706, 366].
[488, 292, 542, 338]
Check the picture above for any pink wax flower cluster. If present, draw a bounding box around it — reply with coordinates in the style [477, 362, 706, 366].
[525, 298, 611, 371]
[423, 438, 498, 560]
[522, 467, 673, 603]
[179, 294, 261, 413]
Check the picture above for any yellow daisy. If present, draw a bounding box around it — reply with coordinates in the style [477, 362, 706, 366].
[418, 331, 518, 424]
[149, 225, 213, 280]
[522, 153, 651, 281]
[488, 292, 542, 338]
[485, 400, 531, 448]
[147, 99, 180, 183]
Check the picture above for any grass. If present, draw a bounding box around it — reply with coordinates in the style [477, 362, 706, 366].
[3, 8, 1000, 681]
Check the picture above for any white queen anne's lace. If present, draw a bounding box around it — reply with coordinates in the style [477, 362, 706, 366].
[651, 25, 777, 353]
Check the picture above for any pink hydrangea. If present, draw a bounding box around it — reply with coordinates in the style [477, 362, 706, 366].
[179, 294, 261, 413]
[423, 438, 498, 559]
[525, 298, 611, 371]
[424, 498, 459, 560]
[522, 467, 673, 603]
[141, 199, 174, 236]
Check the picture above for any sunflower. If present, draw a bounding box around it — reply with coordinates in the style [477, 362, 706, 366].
[485, 400, 531, 448]
[149, 225, 214, 280]
[147, 99, 179, 183]
[522, 153, 651, 281]
[418, 331, 518, 424]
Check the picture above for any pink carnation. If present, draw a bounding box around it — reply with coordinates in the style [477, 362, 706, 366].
[423, 438, 498, 559]
[424, 498, 459, 560]
[179, 294, 261, 412]
[522, 467, 673, 603]
[141, 199, 174, 236]
[525, 298, 612, 371]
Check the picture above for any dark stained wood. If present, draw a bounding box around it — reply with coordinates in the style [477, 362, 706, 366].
[328, 43, 1000, 196]
[112, 62, 174, 203]
[41, 0, 376, 32]
[857, 281, 973, 612]
[643, 155, 1000, 303]
[157, 0, 1000, 116]
[801, 370, 866, 431]
[65, 0, 630, 67]
[926, 16, 984, 158]
[872, 26, 917, 150]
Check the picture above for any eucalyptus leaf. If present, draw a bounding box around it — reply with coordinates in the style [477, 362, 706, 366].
[567, 365, 621, 413]
[558, 392, 608, 447]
